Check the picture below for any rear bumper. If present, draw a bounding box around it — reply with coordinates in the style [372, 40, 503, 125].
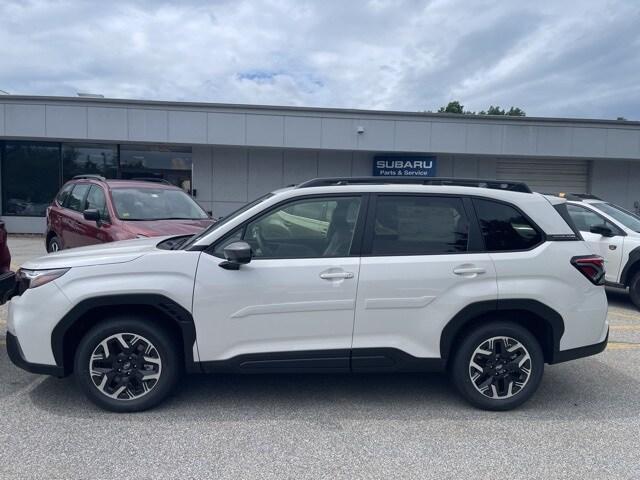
[6, 332, 65, 377]
[550, 329, 609, 364]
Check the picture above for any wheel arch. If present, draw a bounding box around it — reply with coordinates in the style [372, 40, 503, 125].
[620, 247, 640, 286]
[440, 299, 565, 366]
[52, 294, 199, 376]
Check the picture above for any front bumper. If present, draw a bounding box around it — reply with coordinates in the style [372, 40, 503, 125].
[550, 329, 609, 364]
[6, 332, 65, 377]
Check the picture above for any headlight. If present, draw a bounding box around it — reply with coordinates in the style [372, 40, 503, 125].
[136, 234, 148, 238]
[16, 268, 70, 289]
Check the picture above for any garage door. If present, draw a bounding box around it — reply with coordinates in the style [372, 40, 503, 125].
[496, 158, 590, 194]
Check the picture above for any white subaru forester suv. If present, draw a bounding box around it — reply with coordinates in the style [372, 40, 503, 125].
[4, 177, 608, 412]
[562, 194, 640, 309]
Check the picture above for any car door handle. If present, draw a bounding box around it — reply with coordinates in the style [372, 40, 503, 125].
[320, 271, 354, 280]
[453, 266, 486, 275]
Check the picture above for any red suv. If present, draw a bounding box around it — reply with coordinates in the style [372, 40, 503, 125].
[46, 176, 214, 252]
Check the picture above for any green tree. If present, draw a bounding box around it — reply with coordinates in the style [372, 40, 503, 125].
[506, 106, 526, 116]
[438, 100, 464, 114]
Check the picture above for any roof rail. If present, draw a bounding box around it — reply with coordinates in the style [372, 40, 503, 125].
[296, 176, 532, 193]
[547, 192, 602, 201]
[72, 174, 106, 181]
[130, 177, 172, 185]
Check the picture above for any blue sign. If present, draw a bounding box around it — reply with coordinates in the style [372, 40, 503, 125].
[373, 156, 437, 177]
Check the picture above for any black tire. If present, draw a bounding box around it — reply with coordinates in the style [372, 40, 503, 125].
[450, 321, 544, 411]
[629, 272, 640, 310]
[74, 316, 180, 412]
[47, 235, 62, 253]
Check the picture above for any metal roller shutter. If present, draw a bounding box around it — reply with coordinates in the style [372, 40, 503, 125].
[496, 158, 590, 193]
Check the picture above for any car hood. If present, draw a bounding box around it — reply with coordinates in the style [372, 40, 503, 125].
[21, 237, 167, 269]
[122, 219, 214, 237]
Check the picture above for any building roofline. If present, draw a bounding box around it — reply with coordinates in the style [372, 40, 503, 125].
[1, 94, 638, 127]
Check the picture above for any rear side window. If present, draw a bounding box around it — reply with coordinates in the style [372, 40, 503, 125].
[56, 183, 74, 205]
[371, 196, 469, 255]
[66, 184, 90, 212]
[474, 199, 542, 251]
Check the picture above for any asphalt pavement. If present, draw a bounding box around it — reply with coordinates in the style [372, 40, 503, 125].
[0, 236, 639, 479]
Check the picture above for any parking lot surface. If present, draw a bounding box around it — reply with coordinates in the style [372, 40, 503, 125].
[0, 236, 639, 479]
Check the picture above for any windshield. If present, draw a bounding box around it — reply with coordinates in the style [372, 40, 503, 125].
[111, 187, 208, 221]
[597, 202, 640, 233]
[182, 193, 274, 249]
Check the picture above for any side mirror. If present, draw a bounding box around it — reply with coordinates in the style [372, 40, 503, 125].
[83, 209, 100, 223]
[219, 241, 252, 270]
[590, 224, 615, 237]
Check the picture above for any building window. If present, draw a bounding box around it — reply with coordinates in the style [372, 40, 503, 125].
[62, 143, 118, 181]
[120, 145, 192, 192]
[1, 142, 61, 216]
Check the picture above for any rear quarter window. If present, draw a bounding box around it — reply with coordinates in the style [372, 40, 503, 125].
[473, 198, 542, 251]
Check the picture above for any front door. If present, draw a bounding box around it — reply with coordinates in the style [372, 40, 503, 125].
[566, 204, 625, 283]
[352, 195, 498, 363]
[192, 195, 365, 368]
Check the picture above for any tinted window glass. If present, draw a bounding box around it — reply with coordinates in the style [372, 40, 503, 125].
[238, 197, 361, 258]
[120, 145, 192, 193]
[85, 185, 109, 219]
[596, 203, 640, 233]
[67, 184, 90, 212]
[1, 142, 61, 216]
[474, 199, 541, 251]
[56, 183, 74, 205]
[371, 196, 469, 255]
[62, 143, 118, 181]
[567, 204, 618, 233]
[111, 187, 207, 220]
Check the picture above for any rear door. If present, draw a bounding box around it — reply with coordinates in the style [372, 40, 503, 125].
[352, 194, 497, 363]
[60, 183, 90, 248]
[566, 203, 624, 282]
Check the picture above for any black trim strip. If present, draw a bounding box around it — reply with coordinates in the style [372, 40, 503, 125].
[550, 330, 608, 364]
[6, 332, 65, 377]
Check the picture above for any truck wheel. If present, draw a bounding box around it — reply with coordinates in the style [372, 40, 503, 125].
[74, 316, 180, 412]
[451, 321, 544, 411]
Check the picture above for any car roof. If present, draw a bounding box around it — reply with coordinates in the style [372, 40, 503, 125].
[67, 178, 181, 190]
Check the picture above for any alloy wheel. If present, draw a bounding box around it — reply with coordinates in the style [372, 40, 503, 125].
[89, 333, 162, 401]
[468, 336, 532, 399]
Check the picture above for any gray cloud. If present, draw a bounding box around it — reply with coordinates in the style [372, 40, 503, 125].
[0, 0, 638, 119]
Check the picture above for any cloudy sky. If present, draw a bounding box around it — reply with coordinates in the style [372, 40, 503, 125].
[1, 0, 639, 119]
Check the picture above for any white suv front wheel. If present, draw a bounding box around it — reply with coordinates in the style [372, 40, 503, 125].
[74, 316, 180, 412]
[451, 322, 544, 411]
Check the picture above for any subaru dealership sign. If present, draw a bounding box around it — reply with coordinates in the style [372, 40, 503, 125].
[373, 156, 437, 177]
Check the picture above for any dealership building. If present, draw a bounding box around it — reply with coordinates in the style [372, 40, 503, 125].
[0, 95, 639, 233]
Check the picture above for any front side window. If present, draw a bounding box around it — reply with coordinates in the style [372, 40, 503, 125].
[85, 185, 109, 220]
[111, 187, 208, 221]
[371, 196, 469, 255]
[215, 196, 362, 258]
[567, 204, 618, 233]
[474, 199, 542, 251]
[66, 184, 90, 212]
[595, 203, 640, 233]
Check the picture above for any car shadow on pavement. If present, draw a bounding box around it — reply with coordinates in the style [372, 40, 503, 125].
[27, 356, 640, 423]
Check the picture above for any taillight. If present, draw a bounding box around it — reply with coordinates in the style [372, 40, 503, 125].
[571, 255, 605, 285]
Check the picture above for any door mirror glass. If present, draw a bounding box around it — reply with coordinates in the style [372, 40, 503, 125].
[221, 241, 252, 269]
[590, 224, 615, 237]
[83, 208, 100, 222]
